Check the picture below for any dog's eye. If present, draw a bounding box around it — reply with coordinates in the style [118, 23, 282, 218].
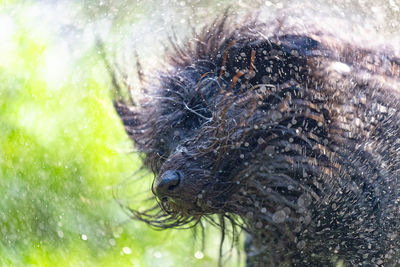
[175, 145, 189, 156]
[173, 130, 182, 142]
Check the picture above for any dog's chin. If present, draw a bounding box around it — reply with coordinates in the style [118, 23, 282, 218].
[161, 193, 227, 217]
[160, 197, 204, 216]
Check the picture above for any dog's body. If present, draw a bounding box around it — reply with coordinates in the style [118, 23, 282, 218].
[115, 14, 400, 266]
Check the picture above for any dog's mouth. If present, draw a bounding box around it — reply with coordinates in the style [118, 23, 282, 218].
[159, 195, 205, 216]
[158, 189, 225, 217]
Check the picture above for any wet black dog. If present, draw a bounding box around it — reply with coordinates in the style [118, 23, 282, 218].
[114, 13, 400, 266]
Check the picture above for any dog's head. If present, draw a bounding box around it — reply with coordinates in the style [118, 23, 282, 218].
[114, 13, 400, 234]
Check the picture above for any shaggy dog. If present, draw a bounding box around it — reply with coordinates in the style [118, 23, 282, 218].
[114, 12, 400, 266]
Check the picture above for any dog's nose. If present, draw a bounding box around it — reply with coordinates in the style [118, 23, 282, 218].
[155, 170, 182, 198]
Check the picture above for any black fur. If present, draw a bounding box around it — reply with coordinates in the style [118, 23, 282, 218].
[115, 13, 400, 266]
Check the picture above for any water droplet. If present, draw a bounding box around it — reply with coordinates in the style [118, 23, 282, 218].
[303, 214, 312, 225]
[298, 193, 312, 208]
[272, 210, 286, 223]
[57, 230, 64, 238]
[194, 251, 204, 259]
[297, 240, 306, 250]
[270, 110, 282, 121]
[261, 207, 267, 213]
[122, 247, 131, 254]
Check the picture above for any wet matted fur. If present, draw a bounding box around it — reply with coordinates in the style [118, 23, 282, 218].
[113, 12, 400, 266]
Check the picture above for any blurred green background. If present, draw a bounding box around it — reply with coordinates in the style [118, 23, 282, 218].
[0, 0, 242, 266]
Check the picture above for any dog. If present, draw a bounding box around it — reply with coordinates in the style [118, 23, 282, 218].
[114, 12, 400, 266]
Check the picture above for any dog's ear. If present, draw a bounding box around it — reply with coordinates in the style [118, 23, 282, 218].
[114, 100, 141, 141]
[198, 30, 321, 92]
[96, 37, 143, 142]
